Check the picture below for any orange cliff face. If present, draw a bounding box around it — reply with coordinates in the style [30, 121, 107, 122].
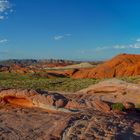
[72, 54, 140, 79]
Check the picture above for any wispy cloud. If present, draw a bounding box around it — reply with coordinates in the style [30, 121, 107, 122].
[0, 38, 8, 43]
[54, 33, 72, 41]
[77, 37, 140, 55]
[112, 43, 140, 49]
[54, 35, 64, 40]
[97, 38, 140, 50]
[0, 0, 13, 20]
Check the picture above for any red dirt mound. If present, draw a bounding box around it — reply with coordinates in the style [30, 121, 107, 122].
[72, 53, 140, 78]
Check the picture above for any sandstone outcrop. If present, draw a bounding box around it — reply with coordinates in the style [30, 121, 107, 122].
[77, 79, 140, 105]
[72, 53, 140, 78]
[0, 89, 68, 111]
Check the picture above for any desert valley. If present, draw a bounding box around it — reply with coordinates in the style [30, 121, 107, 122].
[0, 54, 139, 139]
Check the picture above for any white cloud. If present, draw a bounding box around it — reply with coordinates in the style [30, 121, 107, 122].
[131, 43, 140, 48]
[54, 34, 72, 41]
[97, 38, 140, 50]
[113, 45, 126, 49]
[0, 38, 8, 43]
[0, 0, 12, 20]
[112, 42, 140, 49]
[54, 35, 64, 40]
[0, 0, 10, 12]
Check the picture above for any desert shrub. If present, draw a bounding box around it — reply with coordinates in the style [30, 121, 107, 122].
[111, 103, 125, 111]
[120, 76, 140, 84]
[0, 72, 100, 92]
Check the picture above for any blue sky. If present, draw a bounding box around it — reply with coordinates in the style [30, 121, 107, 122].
[0, 0, 140, 60]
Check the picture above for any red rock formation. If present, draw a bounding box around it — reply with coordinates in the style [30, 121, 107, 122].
[3, 96, 34, 107]
[72, 54, 140, 78]
[10, 64, 28, 74]
[0, 89, 68, 110]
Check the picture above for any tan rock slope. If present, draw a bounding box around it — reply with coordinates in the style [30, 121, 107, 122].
[72, 53, 140, 78]
[49, 62, 94, 70]
[76, 79, 140, 105]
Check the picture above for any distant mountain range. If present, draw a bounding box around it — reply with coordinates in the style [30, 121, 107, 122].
[0, 59, 103, 67]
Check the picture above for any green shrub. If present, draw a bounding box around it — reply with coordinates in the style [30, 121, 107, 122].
[111, 103, 125, 111]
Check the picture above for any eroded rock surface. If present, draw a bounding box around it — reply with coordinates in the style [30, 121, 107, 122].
[62, 110, 140, 140]
[77, 79, 140, 104]
[0, 79, 140, 139]
[0, 105, 71, 140]
[0, 89, 68, 111]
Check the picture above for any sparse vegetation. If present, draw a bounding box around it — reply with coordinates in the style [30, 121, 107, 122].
[111, 103, 125, 111]
[0, 72, 140, 92]
[120, 76, 140, 84]
[0, 73, 99, 92]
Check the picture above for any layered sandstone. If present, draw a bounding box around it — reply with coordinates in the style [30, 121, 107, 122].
[72, 54, 140, 78]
